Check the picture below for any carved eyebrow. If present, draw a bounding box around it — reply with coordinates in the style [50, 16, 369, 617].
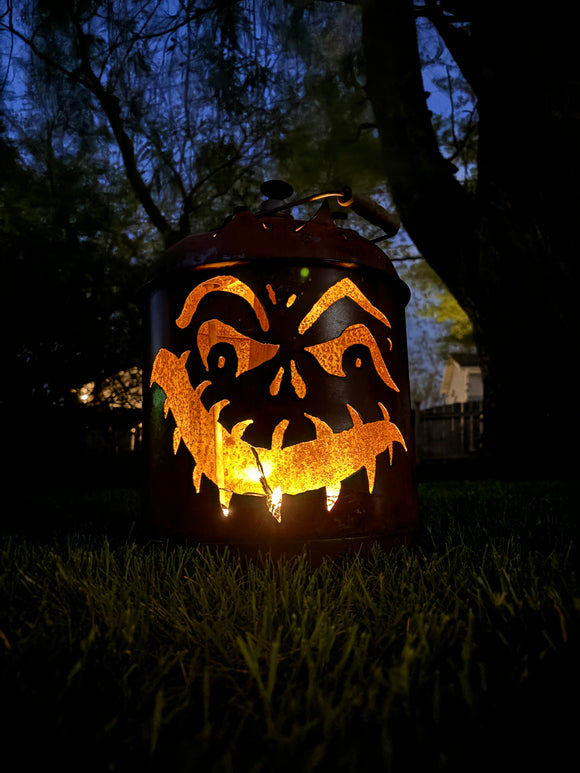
[298, 278, 391, 334]
[176, 275, 269, 331]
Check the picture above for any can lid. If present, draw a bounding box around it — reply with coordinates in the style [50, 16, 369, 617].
[156, 200, 401, 277]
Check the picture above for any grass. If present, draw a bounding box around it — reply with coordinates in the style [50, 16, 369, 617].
[1, 480, 579, 772]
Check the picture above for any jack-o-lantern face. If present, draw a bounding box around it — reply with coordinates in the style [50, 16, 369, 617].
[150, 273, 407, 522]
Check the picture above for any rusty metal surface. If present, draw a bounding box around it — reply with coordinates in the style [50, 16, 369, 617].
[151, 203, 406, 282]
[142, 202, 418, 557]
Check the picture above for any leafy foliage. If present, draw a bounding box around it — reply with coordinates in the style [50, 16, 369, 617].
[0, 0, 482, 410]
[2, 0, 575, 473]
[400, 258, 474, 353]
[0, 0, 288, 409]
[0, 128, 152, 409]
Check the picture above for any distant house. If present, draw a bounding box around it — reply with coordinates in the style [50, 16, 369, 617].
[440, 354, 483, 405]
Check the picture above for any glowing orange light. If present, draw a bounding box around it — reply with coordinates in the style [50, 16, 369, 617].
[269, 486, 282, 522]
[269, 367, 284, 396]
[177, 276, 270, 332]
[152, 348, 405, 511]
[305, 324, 399, 391]
[298, 277, 390, 334]
[150, 277, 407, 521]
[197, 319, 279, 376]
[266, 284, 277, 305]
[289, 360, 307, 398]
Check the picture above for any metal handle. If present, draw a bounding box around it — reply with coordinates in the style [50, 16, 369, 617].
[256, 181, 401, 239]
[337, 187, 400, 238]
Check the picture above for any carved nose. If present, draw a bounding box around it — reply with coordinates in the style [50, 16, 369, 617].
[269, 360, 307, 399]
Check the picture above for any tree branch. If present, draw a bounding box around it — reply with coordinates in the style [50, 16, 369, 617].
[360, 0, 474, 300]
[417, 1, 483, 98]
[4, 9, 175, 242]
[70, 14, 174, 241]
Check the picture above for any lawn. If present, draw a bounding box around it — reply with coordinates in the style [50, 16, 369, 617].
[1, 480, 578, 772]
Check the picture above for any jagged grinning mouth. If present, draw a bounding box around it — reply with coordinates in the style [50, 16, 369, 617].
[151, 348, 407, 521]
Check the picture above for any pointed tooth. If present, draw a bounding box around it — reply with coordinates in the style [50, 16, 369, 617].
[194, 380, 211, 397]
[304, 413, 333, 438]
[220, 489, 233, 516]
[192, 465, 203, 493]
[365, 459, 377, 493]
[231, 419, 253, 439]
[209, 398, 230, 422]
[163, 398, 170, 418]
[379, 404, 407, 455]
[173, 427, 182, 455]
[378, 402, 390, 421]
[391, 426, 407, 455]
[346, 404, 363, 427]
[326, 484, 340, 512]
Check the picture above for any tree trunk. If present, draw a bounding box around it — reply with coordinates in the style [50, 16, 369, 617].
[361, 0, 580, 476]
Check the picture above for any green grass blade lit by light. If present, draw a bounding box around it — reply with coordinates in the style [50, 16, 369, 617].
[0, 481, 578, 772]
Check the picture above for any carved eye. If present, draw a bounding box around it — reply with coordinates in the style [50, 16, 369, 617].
[304, 323, 398, 392]
[197, 319, 279, 377]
